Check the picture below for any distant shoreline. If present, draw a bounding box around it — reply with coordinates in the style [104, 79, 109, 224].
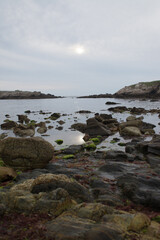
[0, 90, 63, 100]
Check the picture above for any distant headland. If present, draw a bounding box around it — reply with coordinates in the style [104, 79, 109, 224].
[78, 80, 160, 99]
[0, 90, 62, 99]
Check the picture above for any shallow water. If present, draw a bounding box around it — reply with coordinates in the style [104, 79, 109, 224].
[0, 97, 159, 150]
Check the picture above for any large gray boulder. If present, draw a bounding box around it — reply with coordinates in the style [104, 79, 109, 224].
[85, 118, 111, 137]
[0, 137, 54, 170]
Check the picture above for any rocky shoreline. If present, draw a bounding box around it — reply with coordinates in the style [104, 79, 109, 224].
[78, 80, 160, 99]
[0, 103, 160, 239]
[0, 90, 62, 99]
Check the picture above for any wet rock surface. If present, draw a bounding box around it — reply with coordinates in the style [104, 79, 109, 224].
[0, 99, 160, 240]
[0, 134, 160, 240]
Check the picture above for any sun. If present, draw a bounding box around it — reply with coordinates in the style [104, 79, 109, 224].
[75, 46, 85, 55]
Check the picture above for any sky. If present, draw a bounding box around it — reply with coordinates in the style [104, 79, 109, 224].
[0, 0, 160, 96]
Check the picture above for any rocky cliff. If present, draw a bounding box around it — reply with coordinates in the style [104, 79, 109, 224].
[0, 90, 62, 99]
[114, 80, 160, 98]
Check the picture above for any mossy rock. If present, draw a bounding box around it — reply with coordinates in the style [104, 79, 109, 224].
[55, 139, 63, 145]
[89, 138, 100, 144]
[84, 143, 96, 151]
[62, 154, 75, 159]
[28, 120, 37, 126]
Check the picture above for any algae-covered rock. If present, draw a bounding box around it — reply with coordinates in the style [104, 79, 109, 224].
[128, 213, 151, 232]
[72, 203, 113, 222]
[84, 142, 97, 151]
[55, 139, 63, 145]
[31, 173, 91, 202]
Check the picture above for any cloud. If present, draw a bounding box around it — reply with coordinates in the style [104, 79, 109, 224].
[0, 0, 160, 95]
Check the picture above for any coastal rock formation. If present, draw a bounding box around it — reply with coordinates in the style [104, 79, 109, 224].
[71, 114, 118, 138]
[114, 80, 160, 98]
[119, 117, 155, 137]
[0, 90, 61, 99]
[0, 137, 54, 170]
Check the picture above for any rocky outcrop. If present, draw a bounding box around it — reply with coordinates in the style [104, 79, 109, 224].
[0, 134, 160, 239]
[0, 137, 54, 170]
[71, 114, 118, 138]
[119, 117, 156, 137]
[0, 90, 62, 99]
[114, 80, 160, 98]
[108, 106, 160, 114]
[31, 173, 91, 202]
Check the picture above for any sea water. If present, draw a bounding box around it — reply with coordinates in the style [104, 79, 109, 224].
[0, 97, 159, 150]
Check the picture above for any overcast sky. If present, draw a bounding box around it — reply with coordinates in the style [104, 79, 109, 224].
[0, 0, 160, 96]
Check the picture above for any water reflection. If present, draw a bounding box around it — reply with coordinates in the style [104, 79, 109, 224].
[0, 97, 159, 150]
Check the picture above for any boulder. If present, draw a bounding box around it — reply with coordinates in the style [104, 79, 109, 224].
[49, 113, 61, 120]
[72, 203, 113, 222]
[1, 121, 17, 130]
[37, 122, 47, 134]
[126, 116, 137, 121]
[13, 124, 35, 137]
[71, 123, 86, 132]
[128, 213, 150, 232]
[0, 166, 17, 182]
[102, 211, 151, 233]
[0, 137, 54, 170]
[119, 120, 143, 130]
[31, 173, 91, 202]
[17, 115, 30, 124]
[120, 126, 142, 137]
[85, 118, 111, 137]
